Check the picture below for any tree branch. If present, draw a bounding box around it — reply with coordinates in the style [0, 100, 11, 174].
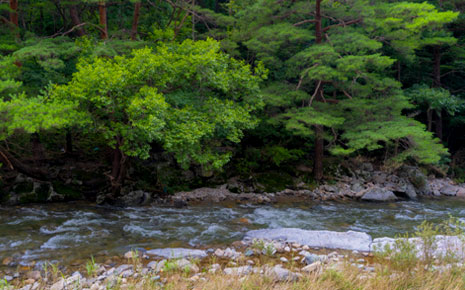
[293, 19, 317, 26]
[323, 19, 362, 32]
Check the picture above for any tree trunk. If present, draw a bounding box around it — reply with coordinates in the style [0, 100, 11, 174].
[9, 0, 19, 27]
[110, 137, 127, 196]
[192, 0, 196, 40]
[435, 110, 443, 141]
[130, 1, 141, 40]
[427, 108, 433, 132]
[432, 46, 443, 141]
[312, 0, 324, 181]
[65, 129, 73, 154]
[314, 125, 324, 181]
[433, 46, 441, 88]
[99, 1, 108, 39]
[31, 133, 45, 164]
[69, 1, 86, 36]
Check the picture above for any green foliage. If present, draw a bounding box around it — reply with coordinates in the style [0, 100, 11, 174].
[51, 38, 264, 172]
[407, 84, 464, 114]
[86, 255, 97, 277]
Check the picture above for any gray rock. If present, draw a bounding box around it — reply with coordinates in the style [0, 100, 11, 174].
[146, 248, 207, 259]
[302, 261, 321, 273]
[224, 266, 252, 276]
[265, 265, 300, 281]
[224, 247, 241, 259]
[245, 228, 373, 252]
[361, 187, 397, 201]
[120, 270, 134, 278]
[50, 279, 64, 290]
[147, 261, 157, 270]
[303, 253, 321, 265]
[115, 264, 132, 274]
[3, 275, 13, 282]
[440, 185, 458, 196]
[26, 271, 41, 280]
[120, 190, 151, 206]
[244, 249, 254, 256]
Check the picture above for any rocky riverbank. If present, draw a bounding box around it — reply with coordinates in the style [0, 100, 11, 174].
[3, 228, 465, 290]
[2, 162, 465, 206]
[171, 165, 465, 206]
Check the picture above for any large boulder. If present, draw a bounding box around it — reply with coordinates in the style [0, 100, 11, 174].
[244, 228, 372, 252]
[146, 248, 207, 259]
[361, 187, 397, 201]
[398, 166, 431, 195]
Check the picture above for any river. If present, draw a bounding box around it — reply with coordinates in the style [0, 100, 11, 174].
[1, 198, 465, 267]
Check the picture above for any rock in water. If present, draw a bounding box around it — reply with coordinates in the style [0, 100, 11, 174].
[146, 248, 207, 259]
[361, 187, 397, 201]
[245, 228, 372, 252]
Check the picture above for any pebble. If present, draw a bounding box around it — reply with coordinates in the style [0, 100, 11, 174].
[284, 246, 291, 252]
[124, 251, 133, 259]
[247, 260, 255, 265]
[302, 261, 321, 273]
[280, 257, 289, 263]
[26, 271, 41, 280]
[120, 269, 134, 278]
[2, 257, 13, 266]
[3, 275, 13, 282]
[24, 278, 35, 284]
[50, 279, 64, 290]
[244, 249, 254, 257]
[214, 248, 224, 257]
[209, 264, 221, 274]
[224, 266, 252, 276]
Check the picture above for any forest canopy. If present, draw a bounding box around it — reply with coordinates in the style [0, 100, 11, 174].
[1, 0, 465, 199]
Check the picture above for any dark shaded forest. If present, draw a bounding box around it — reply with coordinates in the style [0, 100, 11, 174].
[1, 0, 465, 203]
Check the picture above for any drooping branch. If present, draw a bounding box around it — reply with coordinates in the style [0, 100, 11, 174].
[0, 147, 50, 180]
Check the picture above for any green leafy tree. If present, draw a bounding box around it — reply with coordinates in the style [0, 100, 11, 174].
[51, 38, 264, 196]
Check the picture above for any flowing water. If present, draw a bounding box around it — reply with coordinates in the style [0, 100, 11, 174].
[2, 198, 465, 267]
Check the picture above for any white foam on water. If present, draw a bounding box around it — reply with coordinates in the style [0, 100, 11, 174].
[40, 233, 85, 249]
[123, 224, 163, 237]
[40, 225, 80, 234]
[395, 214, 424, 221]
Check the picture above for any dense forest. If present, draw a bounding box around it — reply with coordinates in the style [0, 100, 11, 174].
[1, 0, 465, 204]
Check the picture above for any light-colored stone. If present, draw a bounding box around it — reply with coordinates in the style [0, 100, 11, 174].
[224, 266, 252, 276]
[146, 248, 207, 259]
[50, 279, 64, 290]
[302, 261, 321, 273]
[214, 248, 224, 257]
[245, 228, 373, 252]
[26, 271, 41, 280]
[265, 265, 300, 281]
[361, 187, 397, 201]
